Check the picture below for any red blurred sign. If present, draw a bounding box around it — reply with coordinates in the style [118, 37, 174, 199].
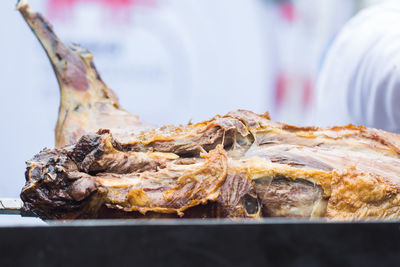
[47, 0, 158, 20]
[278, 2, 296, 22]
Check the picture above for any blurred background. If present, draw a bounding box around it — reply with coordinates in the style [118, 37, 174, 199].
[0, 0, 381, 197]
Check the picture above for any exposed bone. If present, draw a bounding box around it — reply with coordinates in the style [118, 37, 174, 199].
[17, 0, 154, 147]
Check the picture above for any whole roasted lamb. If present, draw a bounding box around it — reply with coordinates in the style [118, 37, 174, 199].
[18, 0, 400, 220]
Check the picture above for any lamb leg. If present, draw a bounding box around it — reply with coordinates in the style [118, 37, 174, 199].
[17, 0, 154, 147]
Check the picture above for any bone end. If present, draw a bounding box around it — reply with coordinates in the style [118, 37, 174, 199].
[16, 0, 29, 11]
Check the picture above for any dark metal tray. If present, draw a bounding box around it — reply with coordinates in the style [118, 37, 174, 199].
[0, 218, 399, 267]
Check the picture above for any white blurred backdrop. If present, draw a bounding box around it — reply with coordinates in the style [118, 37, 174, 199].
[0, 0, 373, 197]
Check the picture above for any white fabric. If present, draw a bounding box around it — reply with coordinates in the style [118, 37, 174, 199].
[314, 1, 400, 133]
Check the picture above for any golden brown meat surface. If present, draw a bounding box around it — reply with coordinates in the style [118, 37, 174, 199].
[22, 111, 400, 220]
[18, 0, 400, 220]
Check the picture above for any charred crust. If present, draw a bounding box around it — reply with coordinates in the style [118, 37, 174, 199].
[20, 108, 400, 220]
[69, 134, 103, 163]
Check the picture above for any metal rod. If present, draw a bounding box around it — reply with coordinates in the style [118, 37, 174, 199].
[0, 198, 23, 215]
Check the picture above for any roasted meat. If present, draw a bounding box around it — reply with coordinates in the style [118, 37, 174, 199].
[18, 1, 400, 220]
[17, 0, 154, 148]
[22, 111, 400, 220]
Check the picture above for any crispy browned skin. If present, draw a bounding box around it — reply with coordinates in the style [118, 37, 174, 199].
[21, 111, 400, 220]
[18, 1, 400, 220]
[17, 0, 154, 147]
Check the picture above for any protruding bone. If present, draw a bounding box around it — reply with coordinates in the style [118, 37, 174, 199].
[17, 0, 154, 147]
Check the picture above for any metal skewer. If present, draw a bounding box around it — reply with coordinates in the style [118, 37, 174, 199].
[0, 198, 23, 215]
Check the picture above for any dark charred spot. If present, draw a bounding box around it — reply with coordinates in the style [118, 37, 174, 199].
[73, 104, 82, 112]
[241, 193, 259, 214]
[69, 134, 103, 163]
[176, 151, 199, 158]
[55, 52, 62, 61]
